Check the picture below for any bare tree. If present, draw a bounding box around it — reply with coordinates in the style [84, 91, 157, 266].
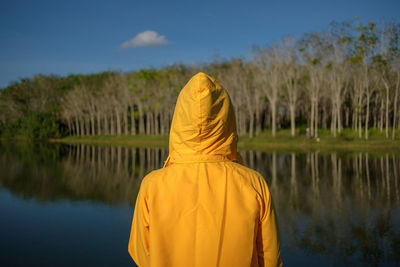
[326, 23, 352, 137]
[281, 38, 301, 136]
[254, 45, 284, 137]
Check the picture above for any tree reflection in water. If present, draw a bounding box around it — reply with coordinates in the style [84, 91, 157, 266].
[240, 150, 400, 266]
[0, 143, 167, 204]
[0, 142, 399, 266]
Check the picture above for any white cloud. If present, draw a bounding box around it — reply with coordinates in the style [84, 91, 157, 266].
[120, 31, 168, 48]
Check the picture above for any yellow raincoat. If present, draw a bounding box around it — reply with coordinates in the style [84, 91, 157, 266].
[128, 72, 282, 267]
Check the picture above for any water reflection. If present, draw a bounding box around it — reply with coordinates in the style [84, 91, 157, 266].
[0, 143, 167, 204]
[240, 150, 400, 266]
[0, 142, 399, 266]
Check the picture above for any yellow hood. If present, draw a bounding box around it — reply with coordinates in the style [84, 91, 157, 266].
[166, 72, 239, 166]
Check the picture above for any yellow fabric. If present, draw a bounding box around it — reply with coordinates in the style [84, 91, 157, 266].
[129, 72, 282, 267]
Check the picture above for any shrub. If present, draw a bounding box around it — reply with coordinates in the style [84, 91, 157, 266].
[0, 112, 62, 139]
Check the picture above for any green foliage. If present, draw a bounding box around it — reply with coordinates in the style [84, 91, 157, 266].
[1, 112, 63, 139]
[338, 128, 359, 140]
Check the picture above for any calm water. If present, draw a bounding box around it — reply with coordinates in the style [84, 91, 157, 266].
[0, 142, 399, 267]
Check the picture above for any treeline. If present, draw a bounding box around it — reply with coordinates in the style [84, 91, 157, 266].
[0, 19, 399, 139]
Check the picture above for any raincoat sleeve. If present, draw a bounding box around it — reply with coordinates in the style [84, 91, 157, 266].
[128, 182, 150, 267]
[256, 177, 282, 267]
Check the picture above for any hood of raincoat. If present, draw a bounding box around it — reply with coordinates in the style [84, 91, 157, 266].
[165, 72, 239, 166]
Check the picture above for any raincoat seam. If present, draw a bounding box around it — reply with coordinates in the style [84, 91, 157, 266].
[216, 162, 228, 267]
[199, 80, 202, 153]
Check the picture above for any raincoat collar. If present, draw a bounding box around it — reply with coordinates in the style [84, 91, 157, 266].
[164, 72, 239, 167]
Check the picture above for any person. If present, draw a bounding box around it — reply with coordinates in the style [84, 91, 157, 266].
[128, 72, 282, 267]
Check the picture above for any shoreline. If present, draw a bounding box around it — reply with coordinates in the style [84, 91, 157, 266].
[43, 134, 400, 153]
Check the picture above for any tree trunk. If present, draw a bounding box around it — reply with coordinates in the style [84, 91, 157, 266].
[264, 109, 270, 129]
[249, 111, 254, 139]
[365, 92, 370, 140]
[160, 109, 165, 136]
[79, 117, 84, 136]
[380, 99, 384, 132]
[166, 109, 173, 134]
[337, 102, 342, 133]
[66, 118, 72, 136]
[310, 100, 315, 137]
[290, 104, 295, 137]
[82, 118, 86, 136]
[271, 101, 276, 137]
[70, 118, 76, 136]
[393, 84, 399, 140]
[110, 113, 115, 135]
[85, 118, 90, 136]
[123, 110, 129, 135]
[353, 110, 357, 131]
[331, 105, 337, 137]
[322, 102, 327, 130]
[154, 111, 159, 135]
[146, 112, 151, 135]
[356, 89, 362, 133]
[315, 100, 319, 138]
[74, 119, 79, 136]
[150, 112, 155, 135]
[237, 110, 242, 136]
[90, 114, 95, 136]
[358, 107, 362, 139]
[385, 84, 390, 139]
[115, 108, 121, 135]
[80, 119, 84, 137]
[104, 115, 109, 135]
[138, 104, 144, 134]
[242, 111, 247, 136]
[255, 105, 261, 136]
[238, 108, 243, 136]
[97, 113, 101, 136]
[130, 105, 136, 136]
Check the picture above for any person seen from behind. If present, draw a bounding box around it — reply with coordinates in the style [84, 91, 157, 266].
[128, 72, 282, 267]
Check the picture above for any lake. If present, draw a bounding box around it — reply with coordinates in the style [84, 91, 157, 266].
[0, 142, 399, 266]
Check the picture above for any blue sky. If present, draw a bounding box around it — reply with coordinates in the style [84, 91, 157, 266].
[0, 0, 399, 87]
